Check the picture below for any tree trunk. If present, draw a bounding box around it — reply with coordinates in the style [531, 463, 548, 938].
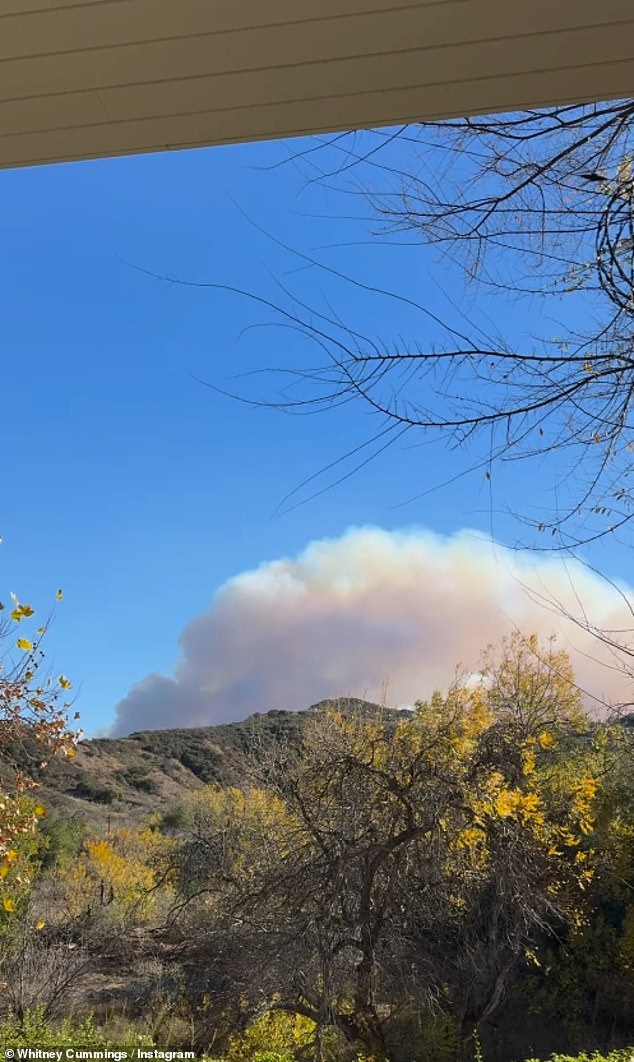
[455, 1019, 478, 1062]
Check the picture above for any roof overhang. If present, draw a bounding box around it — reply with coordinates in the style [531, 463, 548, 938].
[1, 0, 633, 170]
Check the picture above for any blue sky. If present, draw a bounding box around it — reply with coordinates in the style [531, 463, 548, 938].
[2, 130, 629, 736]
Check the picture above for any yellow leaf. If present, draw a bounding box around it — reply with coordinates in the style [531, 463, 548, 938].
[35, 918, 46, 931]
[520, 792, 541, 815]
[617, 157, 632, 184]
[495, 789, 520, 818]
[11, 603, 35, 621]
[56, 589, 63, 601]
[3, 898, 15, 913]
[538, 732, 554, 749]
[522, 749, 536, 775]
[456, 827, 484, 848]
[0, 866, 9, 880]
[58, 675, 72, 690]
[582, 362, 592, 372]
[34, 805, 46, 817]
[16, 638, 33, 652]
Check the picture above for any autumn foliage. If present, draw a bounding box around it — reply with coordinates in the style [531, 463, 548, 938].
[0, 586, 79, 918]
[162, 633, 634, 1060]
[0, 631, 633, 1062]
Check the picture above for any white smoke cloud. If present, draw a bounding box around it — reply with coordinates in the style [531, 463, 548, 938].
[110, 527, 634, 735]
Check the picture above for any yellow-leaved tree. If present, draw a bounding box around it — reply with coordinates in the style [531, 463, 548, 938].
[59, 825, 173, 927]
[169, 632, 609, 1062]
[0, 582, 79, 926]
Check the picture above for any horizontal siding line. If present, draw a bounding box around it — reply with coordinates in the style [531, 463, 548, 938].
[5, 82, 632, 169]
[0, 0, 464, 33]
[0, 54, 631, 143]
[1, 20, 632, 105]
[1, 0, 630, 62]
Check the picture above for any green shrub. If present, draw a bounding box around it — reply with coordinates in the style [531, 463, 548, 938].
[122, 766, 159, 794]
[38, 809, 86, 868]
[523, 1051, 634, 1062]
[158, 799, 194, 833]
[72, 780, 119, 804]
[0, 1006, 155, 1049]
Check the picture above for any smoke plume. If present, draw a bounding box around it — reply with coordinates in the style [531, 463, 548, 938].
[111, 527, 633, 735]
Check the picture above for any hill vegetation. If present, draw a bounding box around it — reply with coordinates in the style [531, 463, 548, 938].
[5, 698, 392, 827]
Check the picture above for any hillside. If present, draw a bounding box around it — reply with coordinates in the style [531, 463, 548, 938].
[14, 698, 394, 828]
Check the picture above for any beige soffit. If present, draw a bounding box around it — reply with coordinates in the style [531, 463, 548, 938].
[0, 0, 633, 170]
